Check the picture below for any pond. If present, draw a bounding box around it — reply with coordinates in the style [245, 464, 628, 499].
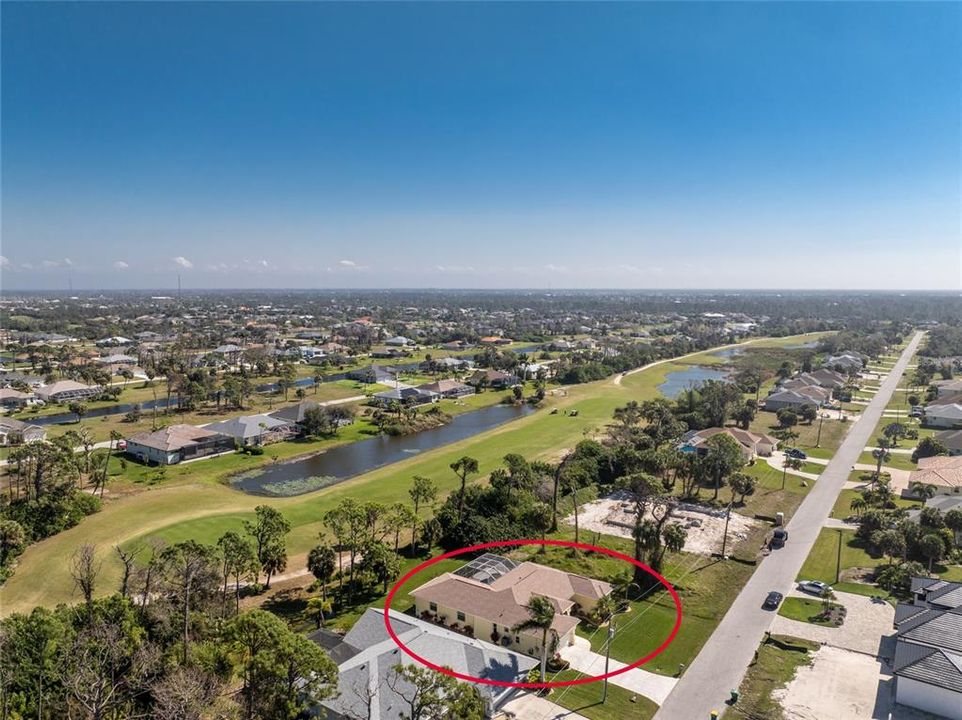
[230, 403, 536, 496]
[658, 366, 732, 399]
[711, 347, 745, 360]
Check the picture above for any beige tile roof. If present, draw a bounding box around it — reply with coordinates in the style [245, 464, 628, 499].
[911, 456, 962, 489]
[128, 424, 226, 452]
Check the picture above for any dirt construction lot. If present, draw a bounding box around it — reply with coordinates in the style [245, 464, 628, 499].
[569, 491, 764, 556]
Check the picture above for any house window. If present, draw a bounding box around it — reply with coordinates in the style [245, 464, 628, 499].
[515, 636, 520, 644]
[456, 611, 466, 622]
[429, 602, 437, 612]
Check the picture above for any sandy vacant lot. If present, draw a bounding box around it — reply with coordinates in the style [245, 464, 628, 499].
[567, 491, 763, 556]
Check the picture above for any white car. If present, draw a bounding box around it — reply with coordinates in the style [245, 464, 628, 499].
[798, 580, 831, 596]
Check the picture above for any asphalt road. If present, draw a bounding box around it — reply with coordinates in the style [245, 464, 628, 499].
[653, 331, 924, 720]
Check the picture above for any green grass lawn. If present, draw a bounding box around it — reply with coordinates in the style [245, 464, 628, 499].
[778, 597, 840, 627]
[549, 670, 658, 720]
[748, 414, 851, 458]
[797, 529, 883, 585]
[728, 635, 819, 720]
[856, 450, 917, 473]
[830, 487, 921, 520]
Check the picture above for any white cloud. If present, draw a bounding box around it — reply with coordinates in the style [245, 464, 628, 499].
[544, 263, 569, 273]
[338, 259, 357, 267]
[63, 258, 73, 266]
[433, 264, 476, 273]
[333, 259, 368, 271]
[173, 256, 194, 269]
[0, 256, 9, 269]
[113, 260, 129, 270]
[21, 262, 33, 270]
[41, 259, 60, 268]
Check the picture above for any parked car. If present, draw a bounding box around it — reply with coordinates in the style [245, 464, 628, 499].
[787, 448, 807, 460]
[771, 528, 789, 547]
[909, 407, 923, 418]
[764, 591, 784, 610]
[798, 580, 832, 596]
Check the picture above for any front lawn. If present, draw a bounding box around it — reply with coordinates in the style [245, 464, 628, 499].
[549, 670, 657, 720]
[796, 529, 883, 585]
[778, 597, 842, 627]
[729, 634, 819, 720]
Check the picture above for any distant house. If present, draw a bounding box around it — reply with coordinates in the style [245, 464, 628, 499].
[824, 353, 866, 372]
[296, 346, 327, 362]
[126, 424, 234, 465]
[315, 608, 536, 720]
[204, 414, 295, 446]
[0, 418, 45, 445]
[891, 578, 962, 719]
[384, 336, 410, 347]
[933, 379, 962, 398]
[519, 361, 554, 380]
[95, 336, 133, 347]
[35, 380, 100, 403]
[547, 340, 577, 351]
[269, 400, 355, 432]
[411, 553, 612, 657]
[348, 364, 397, 384]
[936, 429, 962, 456]
[371, 386, 438, 407]
[467, 369, 519, 389]
[95, 354, 138, 365]
[0, 371, 45, 389]
[441, 340, 473, 351]
[0, 388, 38, 410]
[416, 379, 475, 398]
[421, 356, 474, 372]
[923, 403, 962, 429]
[679, 427, 778, 460]
[370, 348, 410, 360]
[782, 369, 847, 390]
[907, 456, 962, 494]
[763, 389, 824, 412]
[479, 336, 512, 346]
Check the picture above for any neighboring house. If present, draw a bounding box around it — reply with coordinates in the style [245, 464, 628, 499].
[467, 369, 520, 389]
[0, 372, 45, 389]
[372, 387, 438, 407]
[891, 579, 962, 719]
[441, 340, 473, 351]
[297, 346, 327, 362]
[34, 380, 100, 403]
[936, 429, 962, 456]
[95, 336, 134, 347]
[479, 336, 512, 346]
[763, 389, 824, 412]
[519, 361, 554, 380]
[933, 379, 962, 398]
[348, 364, 397, 384]
[824, 353, 865, 372]
[416, 379, 475, 398]
[421, 356, 475, 372]
[203, 414, 295, 446]
[0, 418, 46, 445]
[908, 456, 962, 494]
[95, 354, 137, 365]
[411, 553, 612, 657]
[924, 403, 962, 430]
[547, 340, 577, 351]
[908, 495, 962, 546]
[384, 336, 410, 347]
[126, 424, 234, 465]
[314, 608, 537, 720]
[371, 348, 411, 360]
[0, 388, 38, 410]
[269, 400, 355, 431]
[781, 369, 847, 390]
[679, 427, 778, 460]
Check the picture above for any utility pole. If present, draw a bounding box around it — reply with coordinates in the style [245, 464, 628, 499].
[720, 501, 733, 558]
[781, 456, 788, 490]
[602, 621, 616, 703]
[835, 529, 843, 583]
[816, 415, 824, 448]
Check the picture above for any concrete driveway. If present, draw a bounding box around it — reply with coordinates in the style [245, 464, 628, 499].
[501, 692, 590, 720]
[559, 635, 677, 705]
[770, 590, 894, 656]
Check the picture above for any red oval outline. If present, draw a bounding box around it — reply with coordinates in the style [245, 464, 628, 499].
[382, 538, 682, 689]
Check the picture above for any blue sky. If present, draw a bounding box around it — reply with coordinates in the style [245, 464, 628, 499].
[2, 2, 959, 290]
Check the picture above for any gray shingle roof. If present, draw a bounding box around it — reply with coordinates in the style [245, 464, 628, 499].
[898, 608, 962, 653]
[893, 640, 962, 693]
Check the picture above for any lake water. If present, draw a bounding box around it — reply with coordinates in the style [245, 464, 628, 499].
[230, 403, 536, 496]
[658, 366, 732, 399]
[711, 347, 745, 359]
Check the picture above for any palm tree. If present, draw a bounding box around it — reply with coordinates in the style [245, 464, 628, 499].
[306, 596, 333, 629]
[849, 495, 867, 516]
[591, 593, 618, 627]
[872, 438, 892, 480]
[512, 595, 557, 683]
[909, 481, 937, 501]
